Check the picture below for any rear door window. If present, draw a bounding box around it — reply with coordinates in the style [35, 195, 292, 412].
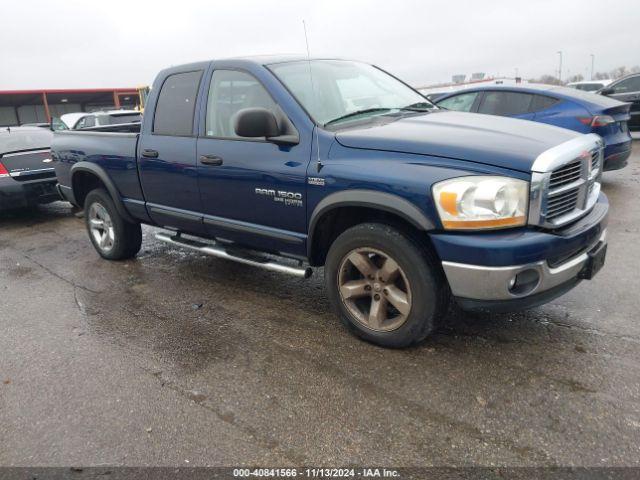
[530, 95, 558, 112]
[477, 91, 533, 116]
[153, 71, 203, 136]
[437, 92, 479, 112]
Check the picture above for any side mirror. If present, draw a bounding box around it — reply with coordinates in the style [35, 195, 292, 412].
[234, 108, 280, 138]
[599, 87, 614, 96]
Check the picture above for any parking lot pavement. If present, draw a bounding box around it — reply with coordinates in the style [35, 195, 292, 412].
[1, 146, 639, 468]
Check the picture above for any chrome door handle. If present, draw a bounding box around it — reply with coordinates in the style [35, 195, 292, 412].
[200, 155, 223, 166]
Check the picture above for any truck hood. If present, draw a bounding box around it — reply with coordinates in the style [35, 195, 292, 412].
[334, 111, 580, 173]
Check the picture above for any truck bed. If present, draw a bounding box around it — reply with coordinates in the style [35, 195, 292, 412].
[52, 128, 143, 202]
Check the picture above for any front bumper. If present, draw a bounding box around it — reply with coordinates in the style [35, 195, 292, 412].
[430, 193, 609, 311]
[443, 229, 606, 311]
[0, 178, 60, 211]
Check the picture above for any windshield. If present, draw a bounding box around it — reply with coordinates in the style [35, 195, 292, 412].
[269, 60, 434, 126]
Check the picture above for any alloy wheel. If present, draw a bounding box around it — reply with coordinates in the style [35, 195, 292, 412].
[337, 247, 412, 332]
[88, 202, 115, 253]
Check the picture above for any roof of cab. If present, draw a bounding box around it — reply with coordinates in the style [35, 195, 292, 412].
[231, 54, 334, 65]
[162, 55, 345, 73]
[154, 56, 348, 86]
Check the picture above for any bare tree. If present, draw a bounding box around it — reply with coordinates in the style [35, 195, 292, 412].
[609, 66, 629, 79]
[567, 74, 584, 83]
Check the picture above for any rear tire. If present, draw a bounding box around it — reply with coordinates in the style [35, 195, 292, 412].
[84, 188, 142, 260]
[325, 223, 448, 348]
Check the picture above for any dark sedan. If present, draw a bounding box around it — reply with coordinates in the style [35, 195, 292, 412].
[0, 126, 60, 210]
[599, 73, 640, 132]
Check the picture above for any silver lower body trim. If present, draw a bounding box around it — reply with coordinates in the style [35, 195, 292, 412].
[442, 230, 606, 301]
[155, 232, 312, 278]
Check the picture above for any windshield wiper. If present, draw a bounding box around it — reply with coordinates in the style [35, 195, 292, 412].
[399, 101, 436, 112]
[324, 108, 392, 126]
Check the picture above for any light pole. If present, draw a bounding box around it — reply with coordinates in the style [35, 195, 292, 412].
[590, 54, 595, 80]
[557, 51, 563, 83]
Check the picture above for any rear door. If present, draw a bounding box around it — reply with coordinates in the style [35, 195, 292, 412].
[476, 90, 536, 120]
[605, 75, 640, 131]
[137, 69, 207, 234]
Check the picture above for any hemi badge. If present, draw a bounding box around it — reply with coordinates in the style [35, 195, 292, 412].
[308, 177, 325, 186]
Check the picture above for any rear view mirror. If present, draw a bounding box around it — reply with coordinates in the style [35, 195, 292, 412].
[234, 108, 280, 138]
[599, 88, 614, 96]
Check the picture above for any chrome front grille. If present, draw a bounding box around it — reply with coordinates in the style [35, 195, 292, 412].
[546, 187, 580, 221]
[528, 134, 603, 229]
[549, 160, 582, 189]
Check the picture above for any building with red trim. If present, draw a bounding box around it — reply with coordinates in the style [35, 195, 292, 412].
[0, 88, 142, 126]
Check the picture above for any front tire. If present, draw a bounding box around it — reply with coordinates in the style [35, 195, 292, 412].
[84, 188, 142, 260]
[325, 223, 448, 348]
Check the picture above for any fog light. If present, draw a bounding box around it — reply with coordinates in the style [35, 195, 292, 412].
[508, 269, 540, 296]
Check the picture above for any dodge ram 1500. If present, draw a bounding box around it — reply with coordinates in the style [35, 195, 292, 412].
[52, 56, 608, 347]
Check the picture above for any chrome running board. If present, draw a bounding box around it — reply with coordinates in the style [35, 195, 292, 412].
[155, 232, 313, 278]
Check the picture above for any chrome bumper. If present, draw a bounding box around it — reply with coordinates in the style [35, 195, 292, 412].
[442, 230, 607, 301]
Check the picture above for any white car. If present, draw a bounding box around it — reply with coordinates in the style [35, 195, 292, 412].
[566, 79, 612, 92]
[59, 110, 141, 130]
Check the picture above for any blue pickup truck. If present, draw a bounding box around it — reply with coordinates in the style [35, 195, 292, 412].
[52, 56, 609, 348]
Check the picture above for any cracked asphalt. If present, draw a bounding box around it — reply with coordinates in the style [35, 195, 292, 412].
[1, 145, 639, 467]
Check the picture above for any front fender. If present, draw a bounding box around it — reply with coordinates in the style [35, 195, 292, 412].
[307, 189, 435, 258]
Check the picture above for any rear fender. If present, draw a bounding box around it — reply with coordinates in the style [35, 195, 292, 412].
[70, 162, 135, 223]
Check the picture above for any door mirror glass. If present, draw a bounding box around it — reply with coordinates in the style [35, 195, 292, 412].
[599, 87, 614, 95]
[234, 108, 280, 138]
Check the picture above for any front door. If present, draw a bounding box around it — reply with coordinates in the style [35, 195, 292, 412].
[196, 69, 310, 257]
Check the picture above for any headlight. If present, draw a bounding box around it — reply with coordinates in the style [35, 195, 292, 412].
[432, 176, 529, 230]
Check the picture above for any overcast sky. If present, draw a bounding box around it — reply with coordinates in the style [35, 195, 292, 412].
[1, 0, 638, 90]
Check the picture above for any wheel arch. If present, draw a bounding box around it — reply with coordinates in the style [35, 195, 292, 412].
[70, 162, 135, 223]
[307, 190, 436, 266]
